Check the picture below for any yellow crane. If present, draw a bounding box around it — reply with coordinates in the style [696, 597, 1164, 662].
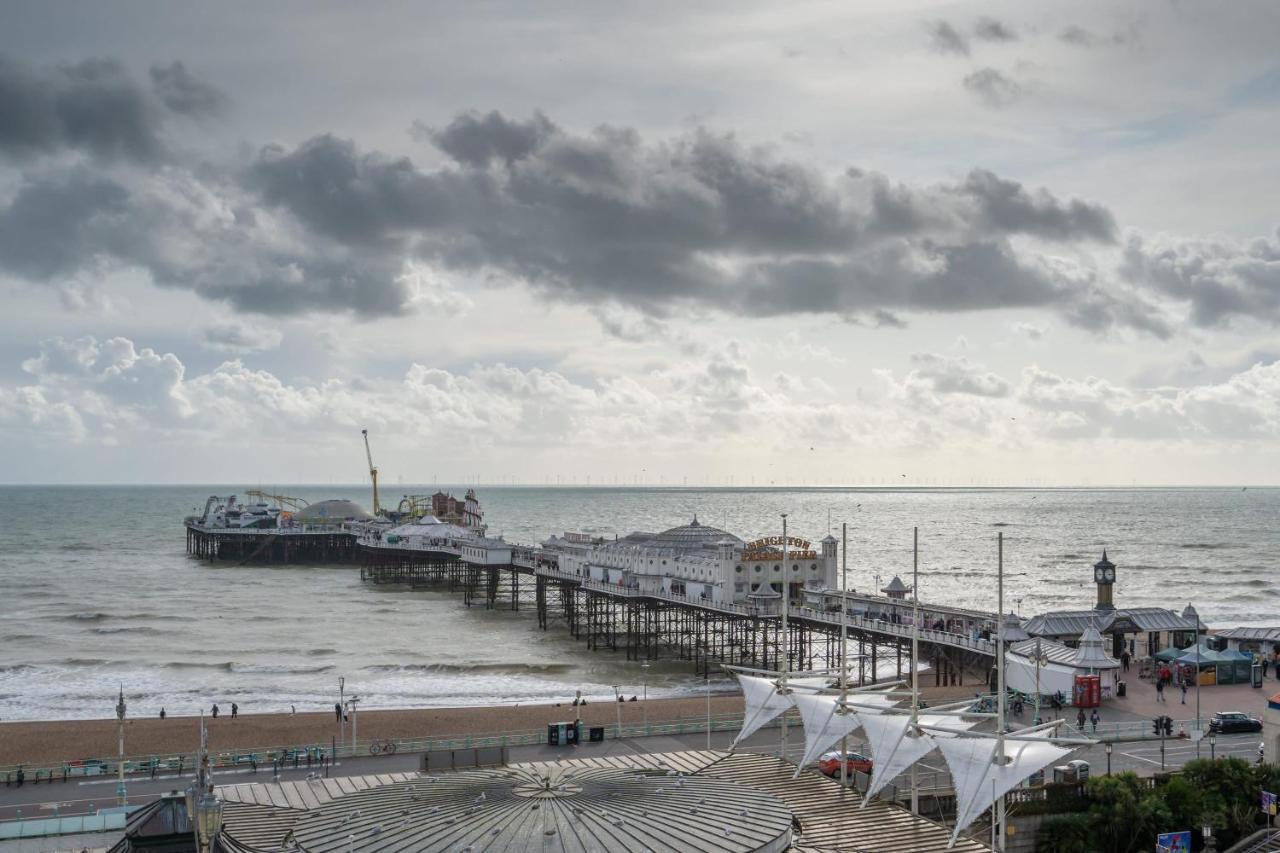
[361, 428, 381, 515]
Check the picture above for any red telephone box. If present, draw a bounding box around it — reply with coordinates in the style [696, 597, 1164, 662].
[1073, 674, 1102, 708]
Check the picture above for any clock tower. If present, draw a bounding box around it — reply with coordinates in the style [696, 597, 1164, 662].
[1093, 551, 1116, 611]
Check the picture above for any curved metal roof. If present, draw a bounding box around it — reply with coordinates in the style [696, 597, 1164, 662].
[221, 764, 792, 852]
[648, 517, 744, 549]
[294, 499, 373, 523]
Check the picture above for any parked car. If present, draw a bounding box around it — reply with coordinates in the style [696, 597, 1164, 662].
[1209, 711, 1262, 733]
[817, 750, 873, 777]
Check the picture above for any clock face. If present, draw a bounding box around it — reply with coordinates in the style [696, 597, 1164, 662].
[1105, 567, 1115, 582]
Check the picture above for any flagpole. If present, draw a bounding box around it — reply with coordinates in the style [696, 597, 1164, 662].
[911, 526, 920, 815]
[780, 513, 790, 762]
[840, 520, 849, 789]
[996, 532, 1007, 851]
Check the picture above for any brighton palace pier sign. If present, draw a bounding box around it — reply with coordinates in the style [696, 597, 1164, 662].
[741, 536, 818, 561]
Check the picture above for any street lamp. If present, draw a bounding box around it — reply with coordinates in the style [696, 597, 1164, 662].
[1104, 741, 1112, 776]
[1209, 731, 1216, 760]
[612, 685, 623, 739]
[641, 663, 650, 731]
[115, 685, 127, 807]
[196, 793, 224, 852]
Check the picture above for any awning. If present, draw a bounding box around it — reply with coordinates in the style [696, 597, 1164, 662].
[732, 673, 801, 747]
[859, 712, 979, 803]
[791, 690, 899, 769]
[938, 735, 1075, 842]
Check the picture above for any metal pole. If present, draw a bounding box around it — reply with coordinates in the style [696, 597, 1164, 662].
[614, 686, 623, 738]
[642, 663, 649, 730]
[706, 676, 712, 750]
[115, 685, 127, 808]
[840, 521, 848, 789]
[1034, 637, 1043, 725]
[339, 676, 345, 756]
[1195, 611, 1202, 759]
[351, 695, 358, 752]
[780, 513, 789, 761]
[911, 526, 920, 815]
[995, 532, 1006, 852]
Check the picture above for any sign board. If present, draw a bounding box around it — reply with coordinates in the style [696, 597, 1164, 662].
[1262, 791, 1277, 816]
[741, 536, 817, 562]
[1155, 831, 1191, 852]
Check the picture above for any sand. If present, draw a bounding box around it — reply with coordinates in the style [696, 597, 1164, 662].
[0, 684, 979, 767]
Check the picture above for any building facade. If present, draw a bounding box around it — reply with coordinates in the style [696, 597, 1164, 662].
[547, 517, 838, 605]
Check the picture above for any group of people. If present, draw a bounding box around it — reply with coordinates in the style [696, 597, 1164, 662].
[156, 702, 239, 720]
[1075, 706, 1102, 733]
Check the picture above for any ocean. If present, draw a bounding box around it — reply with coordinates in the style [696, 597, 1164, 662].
[1, 485, 1276, 722]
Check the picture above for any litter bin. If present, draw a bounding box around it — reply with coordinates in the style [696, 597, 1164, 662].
[589, 727, 605, 743]
[1253, 663, 1264, 688]
[1117, 680, 1126, 698]
[1068, 759, 1090, 781]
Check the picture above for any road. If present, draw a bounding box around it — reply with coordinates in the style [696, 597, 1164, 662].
[1, 724, 1262, 824]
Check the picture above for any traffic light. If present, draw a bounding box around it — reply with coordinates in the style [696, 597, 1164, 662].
[1153, 717, 1161, 735]
[1164, 717, 1173, 736]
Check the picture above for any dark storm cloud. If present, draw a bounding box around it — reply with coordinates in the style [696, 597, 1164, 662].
[957, 170, 1117, 243]
[0, 55, 224, 162]
[1120, 232, 1280, 328]
[0, 166, 413, 318]
[0, 65, 1169, 332]
[973, 18, 1018, 42]
[425, 110, 557, 167]
[149, 61, 227, 117]
[926, 21, 970, 56]
[963, 68, 1022, 108]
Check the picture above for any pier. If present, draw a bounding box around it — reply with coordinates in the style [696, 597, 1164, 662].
[354, 532, 997, 685]
[185, 497, 1000, 684]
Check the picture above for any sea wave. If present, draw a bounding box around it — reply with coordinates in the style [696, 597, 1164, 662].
[92, 626, 166, 635]
[361, 662, 576, 676]
[59, 542, 102, 552]
[157, 661, 335, 675]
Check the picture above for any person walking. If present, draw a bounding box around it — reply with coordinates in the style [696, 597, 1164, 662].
[159, 708, 166, 720]
[231, 702, 238, 719]
[212, 703, 219, 718]
[1090, 709, 1100, 734]
[1120, 650, 1130, 672]
[1076, 707, 1086, 730]
[334, 702, 342, 722]
[1156, 679, 1165, 703]
[1180, 680, 1187, 704]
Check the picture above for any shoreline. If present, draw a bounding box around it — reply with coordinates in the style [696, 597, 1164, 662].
[0, 685, 979, 767]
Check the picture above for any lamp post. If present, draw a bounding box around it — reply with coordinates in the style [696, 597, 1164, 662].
[1032, 638, 1048, 725]
[338, 676, 345, 755]
[641, 663, 650, 730]
[115, 685, 127, 807]
[705, 676, 711, 750]
[612, 685, 623, 739]
[186, 712, 222, 852]
[1209, 731, 1216, 760]
[779, 513, 790, 762]
[1104, 741, 1112, 776]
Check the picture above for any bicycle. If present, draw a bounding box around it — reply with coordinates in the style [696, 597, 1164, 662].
[368, 739, 398, 756]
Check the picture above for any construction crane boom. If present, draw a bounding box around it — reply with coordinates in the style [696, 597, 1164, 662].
[361, 428, 381, 515]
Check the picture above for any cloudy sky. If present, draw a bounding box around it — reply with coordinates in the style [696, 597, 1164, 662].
[1, 0, 1278, 485]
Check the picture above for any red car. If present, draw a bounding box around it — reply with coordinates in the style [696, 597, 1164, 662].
[818, 750, 873, 777]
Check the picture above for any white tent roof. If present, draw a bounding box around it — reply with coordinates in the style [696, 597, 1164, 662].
[937, 735, 1074, 842]
[732, 674, 802, 747]
[859, 712, 979, 803]
[791, 690, 899, 770]
[1004, 653, 1080, 697]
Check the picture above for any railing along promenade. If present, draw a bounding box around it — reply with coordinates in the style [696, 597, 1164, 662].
[0, 711, 764, 788]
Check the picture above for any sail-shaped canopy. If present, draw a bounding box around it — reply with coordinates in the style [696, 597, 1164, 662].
[791, 690, 899, 769]
[732, 673, 803, 746]
[937, 735, 1074, 841]
[858, 712, 979, 802]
